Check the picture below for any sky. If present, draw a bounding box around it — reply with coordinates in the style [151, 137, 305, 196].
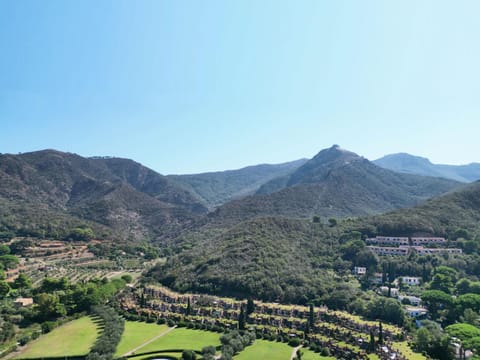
[1, 1, 480, 174]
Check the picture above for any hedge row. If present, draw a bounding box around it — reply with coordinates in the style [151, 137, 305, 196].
[86, 306, 124, 360]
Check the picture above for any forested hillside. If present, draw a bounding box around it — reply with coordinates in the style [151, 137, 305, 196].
[168, 159, 307, 209]
[0, 150, 207, 241]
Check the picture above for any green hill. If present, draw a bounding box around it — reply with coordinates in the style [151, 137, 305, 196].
[167, 159, 307, 209]
[0, 150, 207, 241]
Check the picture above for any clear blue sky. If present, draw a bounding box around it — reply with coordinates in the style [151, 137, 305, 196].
[1, 1, 479, 174]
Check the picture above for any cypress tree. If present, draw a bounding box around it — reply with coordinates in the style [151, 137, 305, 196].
[369, 330, 376, 352]
[246, 298, 255, 316]
[186, 297, 191, 316]
[238, 305, 246, 330]
[308, 303, 315, 329]
[378, 322, 383, 345]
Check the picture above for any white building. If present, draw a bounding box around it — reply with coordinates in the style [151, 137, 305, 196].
[380, 286, 399, 297]
[405, 306, 428, 318]
[366, 236, 409, 246]
[353, 267, 367, 276]
[368, 246, 409, 256]
[399, 276, 421, 286]
[411, 237, 447, 246]
[411, 246, 462, 255]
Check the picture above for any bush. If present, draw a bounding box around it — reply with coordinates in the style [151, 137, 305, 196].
[288, 337, 301, 347]
[157, 317, 166, 325]
[18, 334, 30, 346]
[41, 321, 56, 333]
[320, 347, 331, 356]
[86, 306, 124, 360]
[182, 350, 196, 360]
[121, 274, 133, 283]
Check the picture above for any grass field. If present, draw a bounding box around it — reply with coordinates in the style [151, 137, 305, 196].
[114, 321, 169, 357]
[132, 328, 221, 354]
[15, 316, 98, 359]
[234, 340, 293, 360]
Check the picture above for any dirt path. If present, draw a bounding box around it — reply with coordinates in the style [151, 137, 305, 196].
[290, 345, 302, 360]
[122, 325, 177, 356]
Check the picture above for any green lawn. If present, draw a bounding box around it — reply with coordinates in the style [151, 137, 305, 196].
[132, 328, 221, 355]
[16, 316, 99, 358]
[234, 340, 293, 360]
[115, 321, 169, 357]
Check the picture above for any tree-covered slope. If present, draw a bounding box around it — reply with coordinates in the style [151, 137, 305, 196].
[151, 182, 480, 305]
[167, 159, 307, 209]
[149, 216, 355, 305]
[0, 150, 207, 241]
[364, 180, 480, 237]
[374, 153, 480, 183]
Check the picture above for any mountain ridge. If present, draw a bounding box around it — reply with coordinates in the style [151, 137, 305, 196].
[374, 152, 480, 182]
[0, 150, 208, 241]
[168, 158, 308, 209]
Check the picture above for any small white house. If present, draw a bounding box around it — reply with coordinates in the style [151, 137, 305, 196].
[380, 286, 399, 297]
[405, 306, 428, 318]
[399, 276, 421, 286]
[353, 267, 367, 276]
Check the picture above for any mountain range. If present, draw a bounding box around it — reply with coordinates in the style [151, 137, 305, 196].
[2, 145, 480, 303]
[0, 146, 470, 244]
[374, 153, 480, 183]
[204, 145, 460, 227]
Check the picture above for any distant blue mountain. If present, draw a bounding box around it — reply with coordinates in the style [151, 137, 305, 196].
[374, 153, 480, 183]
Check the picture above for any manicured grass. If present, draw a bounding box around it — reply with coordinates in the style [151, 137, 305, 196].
[391, 341, 426, 360]
[234, 340, 293, 360]
[16, 316, 98, 358]
[133, 328, 221, 354]
[114, 321, 169, 357]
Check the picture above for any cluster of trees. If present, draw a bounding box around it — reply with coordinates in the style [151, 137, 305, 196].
[86, 306, 125, 360]
[19, 276, 127, 323]
[220, 330, 256, 360]
[66, 226, 95, 241]
[418, 267, 480, 326]
[414, 320, 452, 360]
[88, 241, 160, 260]
[413, 265, 480, 359]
